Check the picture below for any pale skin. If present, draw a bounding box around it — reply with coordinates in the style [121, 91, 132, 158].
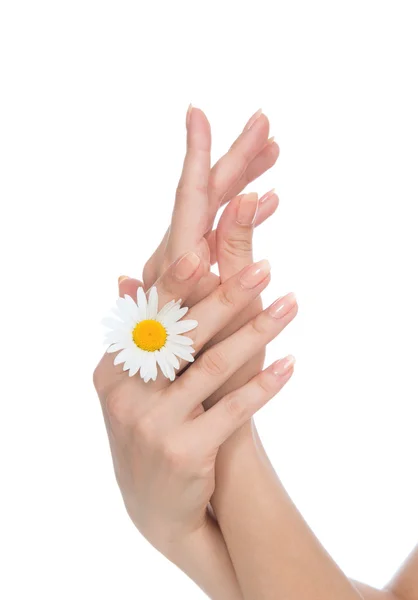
[93, 107, 418, 599]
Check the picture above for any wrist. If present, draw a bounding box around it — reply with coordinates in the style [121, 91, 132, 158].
[164, 517, 243, 600]
[211, 419, 263, 518]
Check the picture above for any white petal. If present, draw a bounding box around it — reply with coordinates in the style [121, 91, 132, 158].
[107, 341, 129, 354]
[115, 298, 132, 323]
[139, 351, 153, 381]
[114, 348, 135, 366]
[161, 346, 179, 370]
[102, 317, 125, 330]
[149, 354, 158, 381]
[155, 350, 171, 380]
[156, 299, 177, 321]
[111, 305, 128, 321]
[104, 329, 132, 345]
[161, 306, 189, 326]
[125, 348, 143, 376]
[159, 350, 176, 381]
[136, 286, 147, 320]
[129, 360, 141, 377]
[166, 334, 194, 346]
[124, 294, 142, 321]
[168, 319, 198, 334]
[166, 342, 195, 363]
[147, 286, 158, 319]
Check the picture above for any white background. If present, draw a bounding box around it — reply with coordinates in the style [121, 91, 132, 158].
[1, 1, 417, 598]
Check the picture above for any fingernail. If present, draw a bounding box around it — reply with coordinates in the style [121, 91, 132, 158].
[239, 259, 271, 289]
[267, 136, 275, 144]
[118, 275, 130, 284]
[269, 292, 297, 318]
[175, 251, 201, 280]
[236, 193, 259, 225]
[186, 103, 193, 127]
[272, 355, 296, 376]
[259, 188, 276, 203]
[244, 108, 262, 132]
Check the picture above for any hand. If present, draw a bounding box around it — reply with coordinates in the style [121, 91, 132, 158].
[93, 250, 297, 555]
[135, 106, 280, 415]
[143, 106, 279, 287]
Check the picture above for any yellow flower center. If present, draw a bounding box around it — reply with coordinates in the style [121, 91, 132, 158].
[132, 319, 167, 352]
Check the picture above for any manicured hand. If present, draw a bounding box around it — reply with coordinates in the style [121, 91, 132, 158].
[142, 106, 279, 292]
[129, 107, 281, 414]
[93, 250, 297, 555]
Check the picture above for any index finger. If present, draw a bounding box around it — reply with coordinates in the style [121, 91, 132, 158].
[166, 106, 211, 263]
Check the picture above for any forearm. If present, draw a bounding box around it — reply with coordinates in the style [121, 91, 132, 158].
[166, 516, 243, 600]
[386, 546, 418, 600]
[211, 421, 363, 600]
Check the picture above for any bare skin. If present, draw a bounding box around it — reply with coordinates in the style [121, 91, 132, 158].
[96, 106, 417, 599]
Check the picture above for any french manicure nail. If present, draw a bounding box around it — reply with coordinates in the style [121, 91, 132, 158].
[272, 355, 296, 376]
[236, 193, 259, 225]
[175, 251, 201, 280]
[239, 259, 271, 289]
[269, 292, 297, 318]
[244, 108, 263, 132]
[259, 188, 276, 203]
[118, 275, 130, 284]
[186, 103, 193, 127]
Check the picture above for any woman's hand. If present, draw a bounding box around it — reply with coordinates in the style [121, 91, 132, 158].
[125, 107, 280, 416]
[143, 106, 279, 287]
[93, 251, 296, 554]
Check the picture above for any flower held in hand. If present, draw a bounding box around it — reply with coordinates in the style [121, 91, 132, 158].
[103, 286, 197, 381]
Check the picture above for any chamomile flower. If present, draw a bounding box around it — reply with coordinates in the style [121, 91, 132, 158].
[103, 286, 197, 382]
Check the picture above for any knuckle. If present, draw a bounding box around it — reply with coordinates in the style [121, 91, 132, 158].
[239, 143, 254, 164]
[223, 392, 247, 422]
[176, 180, 208, 199]
[215, 284, 235, 309]
[105, 387, 132, 425]
[199, 348, 228, 377]
[250, 314, 269, 336]
[221, 236, 252, 258]
[161, 441, 188, 470]
[207, 176, 223, 202]
[134, 413, 157, 441]
[255, 374, 276, 395]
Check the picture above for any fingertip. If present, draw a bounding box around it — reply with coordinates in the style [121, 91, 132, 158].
[174, 251, 201, 281]
[118, 277, 144, 300]
[236, 192, 259, 226]
[254, 192, 279, 227]
[186, 106, 211, 142]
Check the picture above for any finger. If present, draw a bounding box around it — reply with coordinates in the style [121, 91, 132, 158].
[119, 249, 207, 317]
[207, 113, 269, 228]
[146, 118, 277, 282]
[166, 106, 211, 263]
[216, 192, 258, 281]
[170, 292, 298, 412]
[149, 249, 209, 309]
[153, 259, 271, 387]
[142, 230, 169, 289]
[118, 276, 143, 300]
[222, 138, 279, 204]
[108, 251, 207, 385]
[192, 356, 295, 449]
[178, 259, 271, 360]
[206, 189, 279, 265]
